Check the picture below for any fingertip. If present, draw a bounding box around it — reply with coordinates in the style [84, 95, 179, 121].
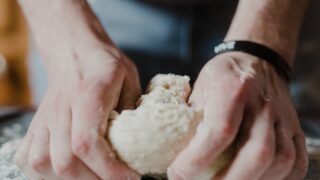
[167, 166, 188, 180]
[168, 170, 184, 180]
[14, 134, 33, 168]
[168, 154, 196, 178]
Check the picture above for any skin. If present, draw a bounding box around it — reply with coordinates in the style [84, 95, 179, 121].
[14, 0, 141, 179]
[14, 0, 309, 179]
[168, 0, 309, 180]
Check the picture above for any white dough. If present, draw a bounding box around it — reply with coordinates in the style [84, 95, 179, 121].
[107, 74, 232, 179]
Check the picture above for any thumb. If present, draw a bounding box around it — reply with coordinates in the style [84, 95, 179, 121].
[117, 74, 141, 111]
[168, 78, 250, 179]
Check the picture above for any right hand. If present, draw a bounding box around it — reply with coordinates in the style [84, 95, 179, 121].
[168, 53, 308, 180]
[14, 46, 141, 180]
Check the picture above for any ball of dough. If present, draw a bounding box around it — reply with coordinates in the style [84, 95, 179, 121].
[107, 74, 232, 179]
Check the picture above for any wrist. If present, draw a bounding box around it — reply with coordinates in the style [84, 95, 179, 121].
[225, 0, 309, 65]
[18, 0, 114, 58]
[214, 41, 291, 82]
[209, 52, 288, 90]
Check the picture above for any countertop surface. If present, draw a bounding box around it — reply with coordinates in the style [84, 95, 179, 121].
[0, 107, 319, 179]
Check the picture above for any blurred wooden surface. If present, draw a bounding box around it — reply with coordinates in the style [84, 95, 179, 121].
[0, 0, 31, 107]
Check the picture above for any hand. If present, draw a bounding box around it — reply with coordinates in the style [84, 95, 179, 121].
[14, 46, 141, 180]
[168, 52, 308, 180]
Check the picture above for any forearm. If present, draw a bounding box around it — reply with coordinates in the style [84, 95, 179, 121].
[225, 0, 309, 65]
[18, 0, 113, 62]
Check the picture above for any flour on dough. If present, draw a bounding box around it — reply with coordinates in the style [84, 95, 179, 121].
[108, 74, 232, 179]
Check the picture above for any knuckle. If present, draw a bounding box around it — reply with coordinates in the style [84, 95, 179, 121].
[253, 141, 274, 165]
[218, 123, 235, 142]
[72, 134, 93, 157]
[101, 59, 126, 78]
[110, 58, 126, 70]
[29, 155, 51, 172]
[277, 149, 295, 166]
[204, 123, 233, 146]
[53, 156, 77, 177]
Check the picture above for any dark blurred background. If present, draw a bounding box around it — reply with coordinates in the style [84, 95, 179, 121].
[0, 0, 319, 132]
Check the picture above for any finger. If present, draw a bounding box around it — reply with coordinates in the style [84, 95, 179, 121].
[284, 134, 308, 180]
[14, 133, 42, 180]
[260, 121, 296, 180]
[117, 75, 141, 110]
[14, 101, 49, 179]
[71, 86, 139, 179]
[28, 126, 53, 177]
[168, 78, 249, 179]
[216, 105, 276, 180]
[14, 133, 33, 169]
[50, 106, 99, 180]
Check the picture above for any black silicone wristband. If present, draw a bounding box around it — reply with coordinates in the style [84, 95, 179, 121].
[214, 41, 291, 82]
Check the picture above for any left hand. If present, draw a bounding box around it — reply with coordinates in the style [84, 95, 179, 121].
[168, 52, 308, 180]
[14, 47, 141, 180]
